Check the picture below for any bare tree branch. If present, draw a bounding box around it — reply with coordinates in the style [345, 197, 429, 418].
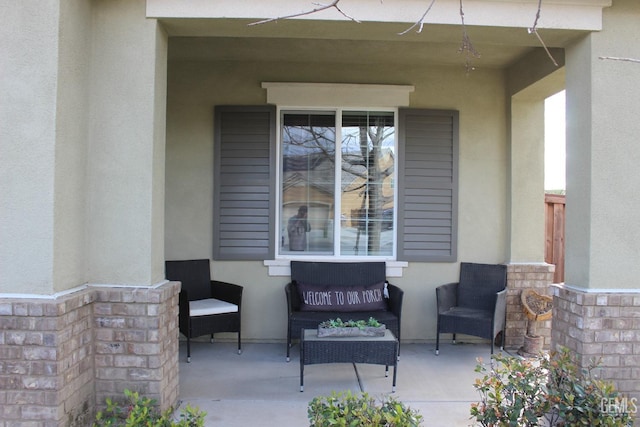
[248, 0, 571, 71]
[528, 0, 559, 67]
[248, 0, 360, 26]
[599, 56, 640, 64]
[398, 0, 437, 35]
[530, 0, 543, 30]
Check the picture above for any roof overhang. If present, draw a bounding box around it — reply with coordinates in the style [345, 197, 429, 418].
[153, 0, 610, 68]
[148, 0, 611, 31]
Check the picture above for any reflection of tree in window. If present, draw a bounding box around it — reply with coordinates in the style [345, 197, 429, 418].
[282, 114, 336, 254]
[342, 112, 394, 255]
[280, 112, 394, 256]
[283, 114, 335, 158]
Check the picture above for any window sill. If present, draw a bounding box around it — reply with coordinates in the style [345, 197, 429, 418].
[263, 259, 408, 277]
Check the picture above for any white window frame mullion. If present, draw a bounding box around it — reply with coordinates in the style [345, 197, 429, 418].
[334, 108, 343, 256]
[275, 107, 283, 257]
[391, 110, 399, 259]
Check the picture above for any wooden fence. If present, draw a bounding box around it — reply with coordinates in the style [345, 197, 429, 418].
[545, 193, 565, 283]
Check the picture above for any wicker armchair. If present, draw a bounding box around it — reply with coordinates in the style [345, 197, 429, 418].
[165, 259, 243, 362]
[435, 262, 507, 355]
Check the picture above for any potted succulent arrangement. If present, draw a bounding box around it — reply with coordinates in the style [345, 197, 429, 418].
[318, 317, 386, 337]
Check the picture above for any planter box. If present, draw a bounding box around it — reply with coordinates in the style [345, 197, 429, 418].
[317, 325, 386, 338]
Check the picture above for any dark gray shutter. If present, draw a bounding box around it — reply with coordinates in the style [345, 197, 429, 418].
[397, 109, 459, 262]
[213, 106, 276, 260]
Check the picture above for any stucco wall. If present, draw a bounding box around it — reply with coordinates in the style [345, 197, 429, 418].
[165, 56, 509, 342]
[0, 2, 62, 294]
[565, 0, 640, 290]
[0, 0, 94, 294]
[53, 0, 92, 293]
[1, 0, 167, 294]
[86, 0, 167, 286]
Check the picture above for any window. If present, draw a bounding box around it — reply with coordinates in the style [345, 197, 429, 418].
[213, 105, 458, 263]
[279, 110, 396, 258]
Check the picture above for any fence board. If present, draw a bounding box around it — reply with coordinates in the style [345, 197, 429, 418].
[545, 193, 565, 283]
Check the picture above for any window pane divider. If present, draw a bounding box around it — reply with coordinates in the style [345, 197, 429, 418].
[334, 109, 343, 256]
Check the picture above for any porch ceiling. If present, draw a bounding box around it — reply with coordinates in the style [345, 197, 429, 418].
[163, 18, 588, 68]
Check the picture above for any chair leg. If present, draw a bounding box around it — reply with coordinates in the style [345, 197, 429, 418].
[237, 331, 242, 355]
[452, 333, 456, 344]
[435, 331, 440, 356]
[186, 335, 192, 363]
[286, 326, 292, 362]
[492, 330, 505, 354]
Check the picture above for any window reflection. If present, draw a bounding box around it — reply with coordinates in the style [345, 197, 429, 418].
[341, 112, 395, 256]
[281, 113, 335, 254]
[280, 111, 395, 257]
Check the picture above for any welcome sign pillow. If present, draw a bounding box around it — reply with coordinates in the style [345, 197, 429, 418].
[297, 281, 388, 312]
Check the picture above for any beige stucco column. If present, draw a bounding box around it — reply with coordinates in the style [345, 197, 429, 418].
[87, 0, 168, 287]
[0, 1, 91, 295]
[505, 96, 556, 349]
[564, 0, 640, 292]
[1, 2, 176, 425]
[87, 0, 178, 414]
[1, 0, 167, 293]
[503, 55, 564, 350]
[509, 96, 546, 264]
[506, 94, 556, 349]
[506, 48, 565, 264]
[556, 0, 640, 402]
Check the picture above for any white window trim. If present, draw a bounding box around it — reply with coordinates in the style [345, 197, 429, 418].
[264, 83, 413, 276]
[262, 82, 414, 108]
[264, 259, 408, 277]
[275, 107, 398, 261]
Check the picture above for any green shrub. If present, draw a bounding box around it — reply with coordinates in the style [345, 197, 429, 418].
[93, 389, 206, 427]
[470, 347, 634, 426]
[308, 390, 423, 427]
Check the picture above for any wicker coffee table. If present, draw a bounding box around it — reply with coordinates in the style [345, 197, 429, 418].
[299, 328, 398, 392]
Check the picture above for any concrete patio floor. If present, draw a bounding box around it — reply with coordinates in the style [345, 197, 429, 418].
[176, 339, 511, 426]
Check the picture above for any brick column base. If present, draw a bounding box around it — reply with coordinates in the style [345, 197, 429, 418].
[0, 281, 179, 427]
[552, 284, 640, 404]
[505, 263, 555, 351]
[93, 282, 180, 414]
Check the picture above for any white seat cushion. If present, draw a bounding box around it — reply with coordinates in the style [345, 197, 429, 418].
[189, 298, 238, 317]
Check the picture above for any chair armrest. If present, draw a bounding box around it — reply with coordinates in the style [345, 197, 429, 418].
[493, 288, 507, 327]
[285, 282, 300, 315]
[210, 280, 243, 307]
[178, 289, 191, 325]
[436, 282, 458, 313]
[386, 283, 404, 318]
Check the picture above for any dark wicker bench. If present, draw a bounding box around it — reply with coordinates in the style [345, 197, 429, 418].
[285, 261, 404, 361]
